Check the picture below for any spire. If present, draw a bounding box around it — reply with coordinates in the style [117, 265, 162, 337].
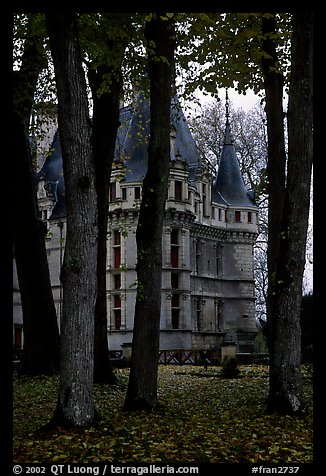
[211, 90, 255, 207]
[225, 88, 230, 123]
[224, 88, 232, 146]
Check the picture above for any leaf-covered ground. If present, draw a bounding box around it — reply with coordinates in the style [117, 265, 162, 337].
[13, 365, 313, 464]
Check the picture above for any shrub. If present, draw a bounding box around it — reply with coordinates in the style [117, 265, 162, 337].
[221, 357, 240, 378]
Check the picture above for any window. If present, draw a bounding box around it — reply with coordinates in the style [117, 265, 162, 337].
[114, 230, 121, 245]
[171, 309, 179, 329]
[172, 294, 180, 308]
[135, 187, 141, 200]
[248, 211, 252, 223]
[217, 311, 222, 331]
[113, 230, 121, 268]
[171, 228, 179, 244]
[214, 297, 222, 331]
[196, 298, 202, 331]
[109, 182, 116, 202]
[202, 183, 208, 216]
[114, 310, 121, 330]
[218, 208, 222, 221]
[113, 295, 121, 330]
[114, 248, 121, 268]
[171, 248, 179, 268]
[171, 229, 179, 268]
[114, 274, 121, 289]
[195, 240, 201, 274]
[114, 294, 121, 308]
[171, 272, 179, 289]
[122, 188, 127, 200]
[235, 211, 241, 222]
[175, 180, 182, 201]
[171, 294, 180, 329]
[216, 244, 221, 275]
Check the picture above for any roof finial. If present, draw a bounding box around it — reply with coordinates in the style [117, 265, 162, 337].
[225, 88, 230, 125]
[224, 88, 232, 145]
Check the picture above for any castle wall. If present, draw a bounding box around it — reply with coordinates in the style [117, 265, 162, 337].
[15, 109, 260, 356]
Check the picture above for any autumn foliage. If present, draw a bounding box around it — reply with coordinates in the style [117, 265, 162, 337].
[13, 365, 313, 464]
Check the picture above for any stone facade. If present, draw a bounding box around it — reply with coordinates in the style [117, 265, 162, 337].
[13, 96, 259, 355]
[45, 164, 257, 354]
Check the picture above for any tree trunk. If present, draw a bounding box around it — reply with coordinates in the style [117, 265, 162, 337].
[261, 13, 287, 353]
[13, 14, 60, 375]
[89, 65, 123, 385]
[46, 13, 98, 427]
[124, 13, 175, 411]
[267, 12, 313, 413]
[13, 115, 60, 375]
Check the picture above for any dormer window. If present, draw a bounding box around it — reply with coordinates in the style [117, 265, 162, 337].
[109, 182, 116, 202]
[175, 180, 182, 201]
[135, 187, 141, 200]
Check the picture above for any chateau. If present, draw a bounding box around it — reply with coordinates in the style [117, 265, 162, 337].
[13, 93, 259, 356]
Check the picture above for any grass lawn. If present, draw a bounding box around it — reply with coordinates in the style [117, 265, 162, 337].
[13, 364, 313, 464]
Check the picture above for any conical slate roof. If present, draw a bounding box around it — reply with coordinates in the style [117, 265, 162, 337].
[212, 120, 255, 207]
[170, 96, 201, 182]
[37, 95, 255, 219]
[115, 92, 200, 183]
[116, 91, 150, 182]
[38, 93, 201, 219]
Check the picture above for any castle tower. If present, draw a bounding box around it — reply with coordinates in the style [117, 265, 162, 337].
[15, 90, 260, 358]
[210, 94, 259, 352]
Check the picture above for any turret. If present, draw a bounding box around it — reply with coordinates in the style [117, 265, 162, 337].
[212, 101, 256, 209]
[211, 93, 258, 236]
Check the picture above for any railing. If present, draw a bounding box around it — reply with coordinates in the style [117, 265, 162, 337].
[158, 349, 221, 365]
[109, 349, 221, 366]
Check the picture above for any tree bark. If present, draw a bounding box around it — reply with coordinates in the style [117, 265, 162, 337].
[88, 65, 122, 385]
[13, 14, 60, 375]
[46, 13, 98, 427]
[261, 13, 287, 352]
[267, 12, 313, 413]
[124, 13, 175, 410]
